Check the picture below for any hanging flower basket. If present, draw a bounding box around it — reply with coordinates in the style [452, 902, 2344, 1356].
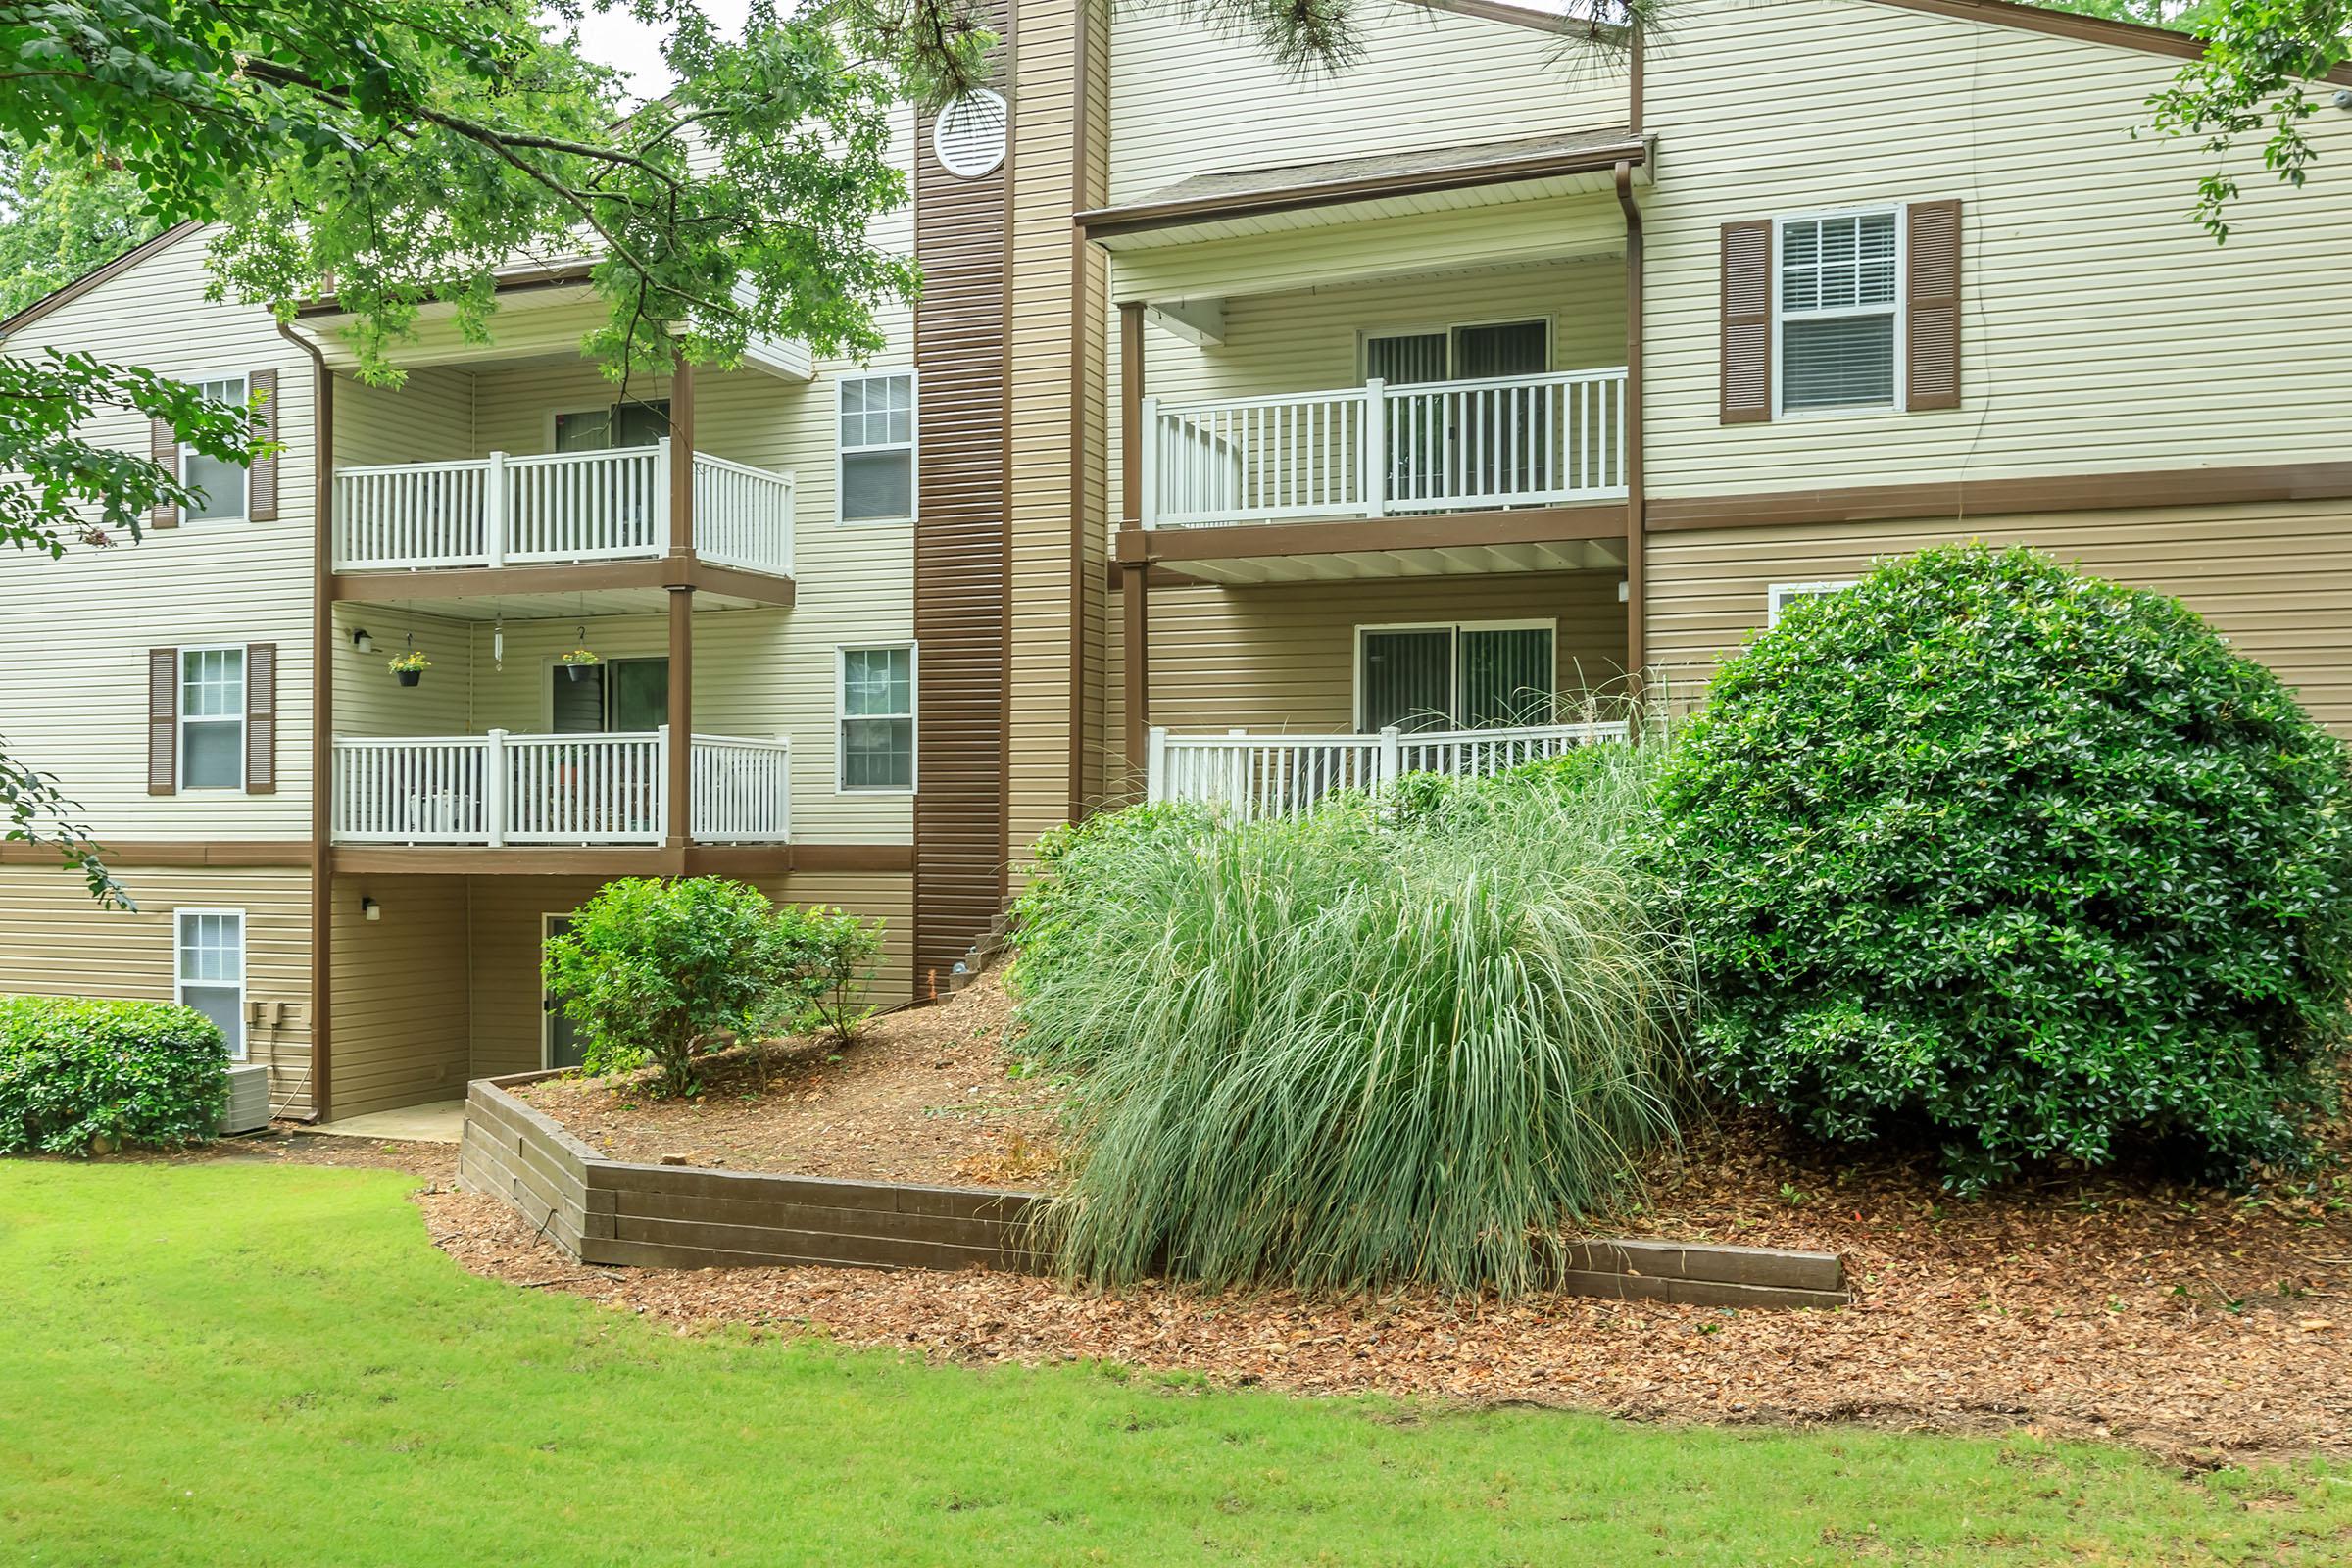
[559, 647, 603, 682]
[388, 651, 430, 688]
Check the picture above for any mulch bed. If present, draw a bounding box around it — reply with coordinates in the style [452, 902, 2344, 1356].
[420, 1083, 2352, 1466]
[514, 972, 1062, 1188]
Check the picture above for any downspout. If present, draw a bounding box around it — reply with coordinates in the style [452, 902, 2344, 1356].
[1614, 159, 1645, 692]
[276, 318, 334, 1123]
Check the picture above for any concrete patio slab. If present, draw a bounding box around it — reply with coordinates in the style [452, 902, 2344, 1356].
[316, 1101, 468, 1144]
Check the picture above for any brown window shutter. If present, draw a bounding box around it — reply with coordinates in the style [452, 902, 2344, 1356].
[1720, 220, 1774, 424]
[1906, 199, 1963, 412]
[244, 642, 276, 795]
[148, 648, 179, 795]
[247, 368, 279, 521]
[149, 417, 180, 529]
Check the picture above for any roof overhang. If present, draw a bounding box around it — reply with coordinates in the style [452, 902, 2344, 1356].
[1077, 130, 1651, 252]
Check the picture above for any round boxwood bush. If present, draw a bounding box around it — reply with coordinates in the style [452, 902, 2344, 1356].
[0, 996, 229, 1154]
[1658, 543, 2352, 1191]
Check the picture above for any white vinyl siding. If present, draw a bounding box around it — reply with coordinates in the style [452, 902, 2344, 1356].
[181, 375, 250, 523]
[174, 907, 246, 1060]
[837, 644, 915, 793]
[1776, 210, 1902, 415]
[178, 645, 245, 790]
[837, 371, 916, 524]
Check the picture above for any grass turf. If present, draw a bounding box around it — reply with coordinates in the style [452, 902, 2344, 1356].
[1, 1160, 2346, 1566]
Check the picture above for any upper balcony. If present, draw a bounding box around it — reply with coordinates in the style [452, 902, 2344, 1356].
[332, 439, 794, 581]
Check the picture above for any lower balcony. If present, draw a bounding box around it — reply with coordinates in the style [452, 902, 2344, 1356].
[331, 728, 791, 847]
[1146, 719, 1628, 823]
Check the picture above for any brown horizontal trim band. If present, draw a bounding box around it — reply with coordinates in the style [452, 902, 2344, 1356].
[1645, 461, 2352, 533]
[0, 840, 313, 870]
[1863, 0, 2352, 83]
[331, 555, 794, 608]
[294, 260, 598, 319]
[0, 221, 205, 341]
[1075, 136, 1646, 241]
[327, 843, 907, 877]
[1117, 505, 1630, 565]
[1400, 0, 1625, 35]
[1106, 563, 1221, 593]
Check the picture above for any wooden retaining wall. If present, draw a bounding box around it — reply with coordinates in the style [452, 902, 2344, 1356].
[460, 1074, 1847, 1307]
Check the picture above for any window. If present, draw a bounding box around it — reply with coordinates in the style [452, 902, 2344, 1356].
[179, 646, 245, 789]
[1776, 210, 1901, 413]
[1767, 580, 1860, 626]
[838, 644, 915, 791]
[1356, 621, 1556, 733]
[838, 372, 915, 523]
[175, 909, 246, 1060]
[552, 400, 669, 452]
[182, 376, 249, 522]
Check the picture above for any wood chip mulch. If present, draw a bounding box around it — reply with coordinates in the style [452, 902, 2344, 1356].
[420, 1099, 2352, 1467]
[513, 972, 1062, 1188]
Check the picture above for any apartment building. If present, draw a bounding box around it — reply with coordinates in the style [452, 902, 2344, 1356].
[2, 0, 2348, 1122]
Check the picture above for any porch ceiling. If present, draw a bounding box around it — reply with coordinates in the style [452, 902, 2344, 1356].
[331, 582, 783, 621]
[1152, 536, 1626, 585]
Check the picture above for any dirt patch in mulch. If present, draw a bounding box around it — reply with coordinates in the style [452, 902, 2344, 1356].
[514, 971, 1063, 1188]
[422, 1099, 2352, 1466]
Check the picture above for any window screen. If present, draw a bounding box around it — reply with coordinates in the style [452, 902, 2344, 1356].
[176, 909, 245, 1059]
[182, 376, 249, 522]
[1780, 213, 1899, 411]
[840, 374, 915, 522]
[180, 647, 245, 789]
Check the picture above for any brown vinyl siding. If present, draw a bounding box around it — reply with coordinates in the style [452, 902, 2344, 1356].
[912, 3, 1013, 979]
[1646, 499, 2352, 730]
[0, 866, 315, 1116]
[330, 872, 470, 1117]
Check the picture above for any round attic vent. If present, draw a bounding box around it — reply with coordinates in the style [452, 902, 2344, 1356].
[933, 89, 1008, 179]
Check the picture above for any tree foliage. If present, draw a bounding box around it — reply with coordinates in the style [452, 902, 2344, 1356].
[0, 142, 157, 319]
[1658, 544, 2352, 1192]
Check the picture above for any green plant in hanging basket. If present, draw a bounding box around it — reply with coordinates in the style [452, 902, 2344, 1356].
[387, 650, 431, 686]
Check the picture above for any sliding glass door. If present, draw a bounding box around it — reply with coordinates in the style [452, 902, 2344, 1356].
[1357, 623, 1556, 733]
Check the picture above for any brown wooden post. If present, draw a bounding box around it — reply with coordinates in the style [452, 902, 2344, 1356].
[278, 319, 335, 1122]
[1118, 302, 1150, 780]
[665, 339, 695, 850]
[1615, 162, 1646, 691]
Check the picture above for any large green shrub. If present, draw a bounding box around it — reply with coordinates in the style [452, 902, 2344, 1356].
[543, 878, 883, 1095]
[0, 996, 228, 1154]
[1659, 543, 2352, 1191]
[1012, 746, 1690, 1297]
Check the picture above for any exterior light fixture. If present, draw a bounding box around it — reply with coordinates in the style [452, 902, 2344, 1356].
[360, 897, 382, 922]
[352, 628, 374, 654]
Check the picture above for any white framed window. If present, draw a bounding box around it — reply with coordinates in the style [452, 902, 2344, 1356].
[1774, 209, 1903, 415]
[1768, 580, 1860, 626]
[837, 371, 916, 524]
[837, 643, 916, 793]
[178, 645, 246, 790]
[175, 908, 246, 1060]
[181, 375, 250, 523]
[1354, 619, 1557, 733]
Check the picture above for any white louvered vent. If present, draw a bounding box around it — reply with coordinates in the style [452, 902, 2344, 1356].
[217, 1062, 271, 1135]
[933, 89, 1007, 179]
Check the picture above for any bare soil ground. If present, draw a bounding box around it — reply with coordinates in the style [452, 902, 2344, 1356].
[514, 972, 1063, 1188]
[429, 971, 2352, 1465]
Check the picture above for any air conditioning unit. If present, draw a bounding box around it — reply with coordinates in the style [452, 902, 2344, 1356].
[217, 1062, 272, 1135]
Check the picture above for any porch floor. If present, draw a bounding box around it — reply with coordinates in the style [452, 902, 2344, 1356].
[317, 1100, 468, 1144]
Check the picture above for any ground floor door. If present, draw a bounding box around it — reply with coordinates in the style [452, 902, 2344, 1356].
[551, 657, 669, 734]
[1357, 622, 1557, 732]
[542, 914, 586, 1070]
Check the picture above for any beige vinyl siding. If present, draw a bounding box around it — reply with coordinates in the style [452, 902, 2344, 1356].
[1130, 571, 1628, 738]
[463, 871, 915, 1081]
[0, 227, 316, 840]
[1642, 0, 2352, 496]
[1646, 499, 2352, 732]
[332, 607, 476, 738]
[0, 866, 315, 1116]
[329, 872, 469, 1117]
[1104, 1, 1628, 204]
[335, 368, 472, 466]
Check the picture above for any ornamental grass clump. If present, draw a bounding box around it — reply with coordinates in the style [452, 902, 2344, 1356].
[1011, 744, 1690, 1298]
[1659, 543, 2352, 1193]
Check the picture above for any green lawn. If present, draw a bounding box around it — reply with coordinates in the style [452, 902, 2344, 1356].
[2, 1164, 2346, 1566]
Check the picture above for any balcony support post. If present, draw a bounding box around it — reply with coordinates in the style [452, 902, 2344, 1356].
[482, 729, 509, 847]
[667, 343, 696, 559]
[1120, 301, 1144, 533]
[665, 586, 694, 850]
[484, 451, 508, 567]
[1362, 379, 1386, 519]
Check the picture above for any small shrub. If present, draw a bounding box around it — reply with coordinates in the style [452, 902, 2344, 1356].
[543, 878, 881, 1095]
[788, 903, 888, 1045]
[1013, 742, 1690, 1297]
[1659, 543, 2352, 1191]
[0, 996, 228, 1154]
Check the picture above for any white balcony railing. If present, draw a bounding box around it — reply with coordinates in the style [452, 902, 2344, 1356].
[331, 439, 795, 577]
[331, 728, 793, 846]
[1146, 720, 1629, 822]
[1141, 368, 1627, 530]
